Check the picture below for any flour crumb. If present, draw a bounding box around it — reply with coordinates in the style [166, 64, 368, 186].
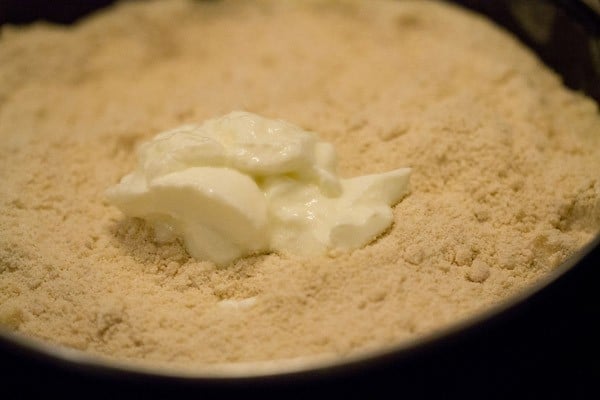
[467, 259, 491, 283]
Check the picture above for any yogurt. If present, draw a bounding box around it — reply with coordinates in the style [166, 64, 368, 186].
[106, 111, 411, 265]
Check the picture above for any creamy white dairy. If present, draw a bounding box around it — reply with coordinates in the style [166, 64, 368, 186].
[106, 111, 411, 266]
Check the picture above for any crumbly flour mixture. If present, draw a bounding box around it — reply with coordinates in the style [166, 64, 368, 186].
[1, 0, 599, 371]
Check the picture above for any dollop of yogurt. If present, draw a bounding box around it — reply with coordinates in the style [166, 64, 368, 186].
[106, 111, 411, 266]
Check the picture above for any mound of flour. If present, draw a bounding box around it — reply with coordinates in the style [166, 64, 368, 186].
[0, 0, 599, 370]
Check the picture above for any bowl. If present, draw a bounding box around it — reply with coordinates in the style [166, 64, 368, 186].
[0, 0, 599, 397]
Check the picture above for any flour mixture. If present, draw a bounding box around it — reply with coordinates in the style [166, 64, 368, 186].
[0, 0, 599, 371]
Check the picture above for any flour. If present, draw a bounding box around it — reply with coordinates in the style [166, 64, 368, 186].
[0, 0, 599, 371]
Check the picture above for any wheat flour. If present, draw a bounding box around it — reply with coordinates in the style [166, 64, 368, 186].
[0, 0, 599, 371]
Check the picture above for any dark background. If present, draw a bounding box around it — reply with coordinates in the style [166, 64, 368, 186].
[0, 0, 116, 25]
[0, 1, 599, 398]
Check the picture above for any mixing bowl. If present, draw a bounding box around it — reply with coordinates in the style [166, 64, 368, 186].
[0, 0, 598, 397]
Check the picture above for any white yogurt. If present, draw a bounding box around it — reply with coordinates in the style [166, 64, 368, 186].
[106, 111, 411, 265]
